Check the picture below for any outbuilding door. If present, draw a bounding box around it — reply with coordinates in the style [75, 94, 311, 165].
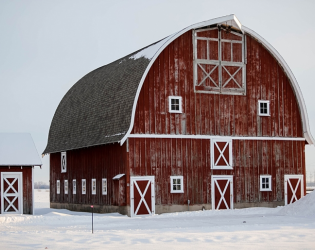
[211, 175, 233, 210]
[1, 172, 23, 214]
[130, 176, 155, 217]
[284, 175, 304, 205]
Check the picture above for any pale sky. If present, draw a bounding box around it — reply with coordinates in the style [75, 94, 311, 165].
[0, 0, 314, 183]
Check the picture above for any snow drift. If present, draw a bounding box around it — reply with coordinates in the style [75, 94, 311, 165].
[278, 191, 315, 216]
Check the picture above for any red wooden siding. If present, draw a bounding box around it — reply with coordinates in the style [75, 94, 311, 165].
[50, 143, 127, 206]
[0, 167, 33, 214]
[131, 31, 303, 138]
[128, 138, 305, 205]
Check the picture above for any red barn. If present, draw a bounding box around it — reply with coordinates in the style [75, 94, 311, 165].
[0, 133, 42, 214]
[44, 15, 314, 216]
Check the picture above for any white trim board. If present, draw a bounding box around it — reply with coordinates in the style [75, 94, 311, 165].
[128, 134, 305, 141]
[119, 14, 314, 146]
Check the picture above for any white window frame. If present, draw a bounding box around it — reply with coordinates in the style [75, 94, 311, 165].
[73, 179, 76, 195]
[170, 176, 184, 193]
[102, 178, 107, 195]
[56, 180, 60, 194]
[260, 175, 272, 191]
[168, 96, 182, 113]
[92, 178, 96, 195]
[64, 180, 68, 194]
[61, 152, 67, 173]
[82, 179, 86, 195]
[211, 138, 233, 169]
[258, 100, 270, 116]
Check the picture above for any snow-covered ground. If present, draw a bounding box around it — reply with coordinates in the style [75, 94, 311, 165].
[1, 190, 315, 249]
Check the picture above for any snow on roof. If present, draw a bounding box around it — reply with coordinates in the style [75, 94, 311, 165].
[113, 174, 125, 180]
[0, 133, 42, 166]
[278, 191, 315, 216]
[129, 36, 170, 60]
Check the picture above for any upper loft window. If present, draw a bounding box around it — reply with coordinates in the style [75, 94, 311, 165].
[193, 26, 246, 95]
[211, 138, 233, 169]
[61, 152, 67, 173]
[168, 96, 182, 113]
[258, 100, 270, 116]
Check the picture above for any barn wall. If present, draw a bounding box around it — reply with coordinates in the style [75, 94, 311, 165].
[50, 143, 127, 210]
[131, 31, 303, 138]
[128, 138, 305, 206]
[0, 166, 33, 214]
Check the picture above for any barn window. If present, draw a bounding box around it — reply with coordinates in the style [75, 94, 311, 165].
[168, 96, 182, 113]
[64, 180, 68, 194]
[102, 178, 107, 195]
[193, 26, 246, 95]
[170, 176, 184, 193]
[61, 152, 67, 173]
[73, 179, 76, 195]
[92, 179, 96, 195]
[56, 180, 60, 194]
[82, 179, 86, 195]
[258, 100, 270, 116]
[260, 175, 272, 191]
[211, 139, 233, 169]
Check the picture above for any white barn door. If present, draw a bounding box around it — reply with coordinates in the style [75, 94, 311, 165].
[130, 176, 155, 217]
[1, 172, 23, 214]
[284, 175, 304, 205]
[211, 175, 233, 210]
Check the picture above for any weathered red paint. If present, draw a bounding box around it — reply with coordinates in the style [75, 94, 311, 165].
[132, 31, 303, 137]
[0, 166, 33, 214]
[128, 138, 305, 205]
[50, 143, 127, 207]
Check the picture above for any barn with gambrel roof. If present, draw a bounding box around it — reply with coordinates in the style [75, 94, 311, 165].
[44, 15, 314, 216]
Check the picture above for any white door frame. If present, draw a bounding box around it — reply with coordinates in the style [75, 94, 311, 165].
[130, 176, 155, 217]
[284, 174, 304, 205]
[211, 175, 233, 210]
[1, 172, 23, 214]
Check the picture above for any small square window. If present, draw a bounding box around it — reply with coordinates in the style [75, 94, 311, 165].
[258, 100, 270, 116]
[64, 180, 68, 194]
[82, 179, 86, 195]
[102, 178, 107, 195]
[73, 179, 76, 195]
[56, 180, 60, 194]
[260, 175, 272, 191]
[168, 96, 182, 113]
[170, 176, 184, 193]
[61, 152, 67, 173]
[92, 179, 96, 195]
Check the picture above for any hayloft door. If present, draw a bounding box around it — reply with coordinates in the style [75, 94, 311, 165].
[130, 176, 155, 217]
[211, 175, 233, 210]
[1, 172, 23, 214]
[284, 175, 304, 205]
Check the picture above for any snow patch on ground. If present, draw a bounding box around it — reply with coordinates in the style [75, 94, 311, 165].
[1, 190, 315, 249]
[278, 190, 315, 216]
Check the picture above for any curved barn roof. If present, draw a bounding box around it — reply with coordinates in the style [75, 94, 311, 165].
[44, 14, 314, 154]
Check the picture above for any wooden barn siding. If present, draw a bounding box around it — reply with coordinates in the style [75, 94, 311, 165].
[0, 166, 33, 214]
[50, 143, 127, 206]
[131, 31, 303, 138]
[128, 138, 305, 205]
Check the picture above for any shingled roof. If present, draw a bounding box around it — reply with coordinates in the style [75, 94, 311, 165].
[43, 39, 167, 154]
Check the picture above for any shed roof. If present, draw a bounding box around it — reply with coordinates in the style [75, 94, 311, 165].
[44, 14, 314, 154]
[0, 133, 42, 166]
